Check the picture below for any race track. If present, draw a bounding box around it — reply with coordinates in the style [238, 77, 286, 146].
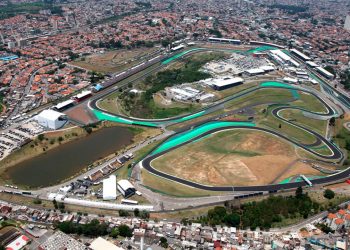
[88, 47, 349, 192]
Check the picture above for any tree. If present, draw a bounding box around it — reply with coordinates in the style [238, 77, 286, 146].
[58, 202, 65, 210]
[159, 237, 168, 248]
[161, 39, 170, 47]
[223, 213, 240, 227]
[329, 117, 336, 126]
[33, 198, 42, 204]
[118, 224, 133, 237]
[110, 228, 119, 238]
[119, 210, 130, 217]
[38, 134, 45, 141]
[53, 199, 58, 209]
[134, 208, 140, 217]
[323, 189, 335, 200]
[84, 127, 92, 134]
[295, 186, 303, 198]
[140, 210, 150, 219]
[324, 66, 336, 76]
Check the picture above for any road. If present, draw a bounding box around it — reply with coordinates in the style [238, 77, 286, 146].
[2, 43, 350, 212]
[270, 200, 350, 233]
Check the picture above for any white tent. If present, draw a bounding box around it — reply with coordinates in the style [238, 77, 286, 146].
[103, 175, 117, 200]
[36, 109, 67, 129]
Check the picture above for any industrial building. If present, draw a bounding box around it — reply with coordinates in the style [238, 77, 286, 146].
[102, 175, 117, 200]
[290, 49, 311, 61]
[269, 50, 300, 67]
[35, 109, 67, 130]
[117, 179, 136, 198]
[210, 77, 244, 91]
[306, 61, 319, 68]
[165, 86, 201, 101]
[316, 67, 335, 79]
[283, 77, 298, 84]
[245, 68, 265, 76]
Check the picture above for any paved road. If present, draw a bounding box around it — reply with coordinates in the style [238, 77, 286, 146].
[136, 84, 346, 192]
[270, 200, 350, 233]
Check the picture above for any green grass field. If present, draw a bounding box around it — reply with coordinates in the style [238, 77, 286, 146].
[279, 109, 328, 136]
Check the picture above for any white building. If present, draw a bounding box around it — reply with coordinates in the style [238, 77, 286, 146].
[344, 15, 350, 31]
[103, 175, 117, 200]
[90, 237, 124, 250]
[36, 109, 67, 129]
[117, 179, 136, 198]
[210, 77, 244, 91]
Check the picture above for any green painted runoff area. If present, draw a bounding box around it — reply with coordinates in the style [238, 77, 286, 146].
[279, 175, 324, 184]
[93, 109, 158, 127]
[174, 110, 206, 122]
[260, 81, 298, 89]
[290, 89, 300, 99]
[162, 48, 204, 65]
[246, 46, 278, 54]
[151, 121, 256, 155]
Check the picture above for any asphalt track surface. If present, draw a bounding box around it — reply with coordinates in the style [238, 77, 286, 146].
[88, 47, 350, 191]
[138, 85, 348, 192]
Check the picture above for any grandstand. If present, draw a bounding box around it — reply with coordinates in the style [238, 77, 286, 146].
[208, 37, 241, 45]
[316, 67, 335, 79]
[290, 49, 311, 61]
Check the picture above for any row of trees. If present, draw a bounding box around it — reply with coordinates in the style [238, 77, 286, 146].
[340, 70, 350, 90]
[190, 188, 323, 230]
[57, 219, 133, 238]
[270, 4, 308, 14]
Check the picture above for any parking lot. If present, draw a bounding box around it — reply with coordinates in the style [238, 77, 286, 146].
[0, 121, 44, 160]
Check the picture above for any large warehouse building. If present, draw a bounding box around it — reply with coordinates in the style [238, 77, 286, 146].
[35, 109, 67, 130]
[103, 175, 117, 200]
[211, 77, 244, 91]
[117, 179, 136, 198]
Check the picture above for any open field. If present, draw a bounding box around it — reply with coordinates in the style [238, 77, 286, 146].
[71, 47, 159, 73]
[278, 109, 327, 136]
[224, 88, 291, 109]
[294, 91, 328, 113]
[151, 129, 320, 187]
[141, 170, 230, 197]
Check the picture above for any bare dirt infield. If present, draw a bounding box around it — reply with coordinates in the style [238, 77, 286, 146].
[151, 129, 319, 186]
[71, 47, 158, 73]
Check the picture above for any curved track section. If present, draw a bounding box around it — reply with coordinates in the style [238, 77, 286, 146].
[141, 124, 345, 192]
[87, 46, 348, 191]
[136, 83, 346, 191]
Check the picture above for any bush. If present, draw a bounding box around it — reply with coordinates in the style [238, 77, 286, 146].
[159, 237, 168, 248]
[323, 189, 335, 200]
[118, 224, 133, 237]
[38, 134, 45, 141]
[84, 127, 93, 134]
[33, 198, 42, 204]
[110, 228, 119, 238]
[119, 210, 130, 217]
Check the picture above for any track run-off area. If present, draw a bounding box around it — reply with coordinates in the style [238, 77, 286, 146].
[88, 46, 350, 192]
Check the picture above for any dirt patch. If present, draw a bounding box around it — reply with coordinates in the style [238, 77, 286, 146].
[71, 47, 158, 73]
[65, 106, 98, 125]
[152, 130, 321, 186]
